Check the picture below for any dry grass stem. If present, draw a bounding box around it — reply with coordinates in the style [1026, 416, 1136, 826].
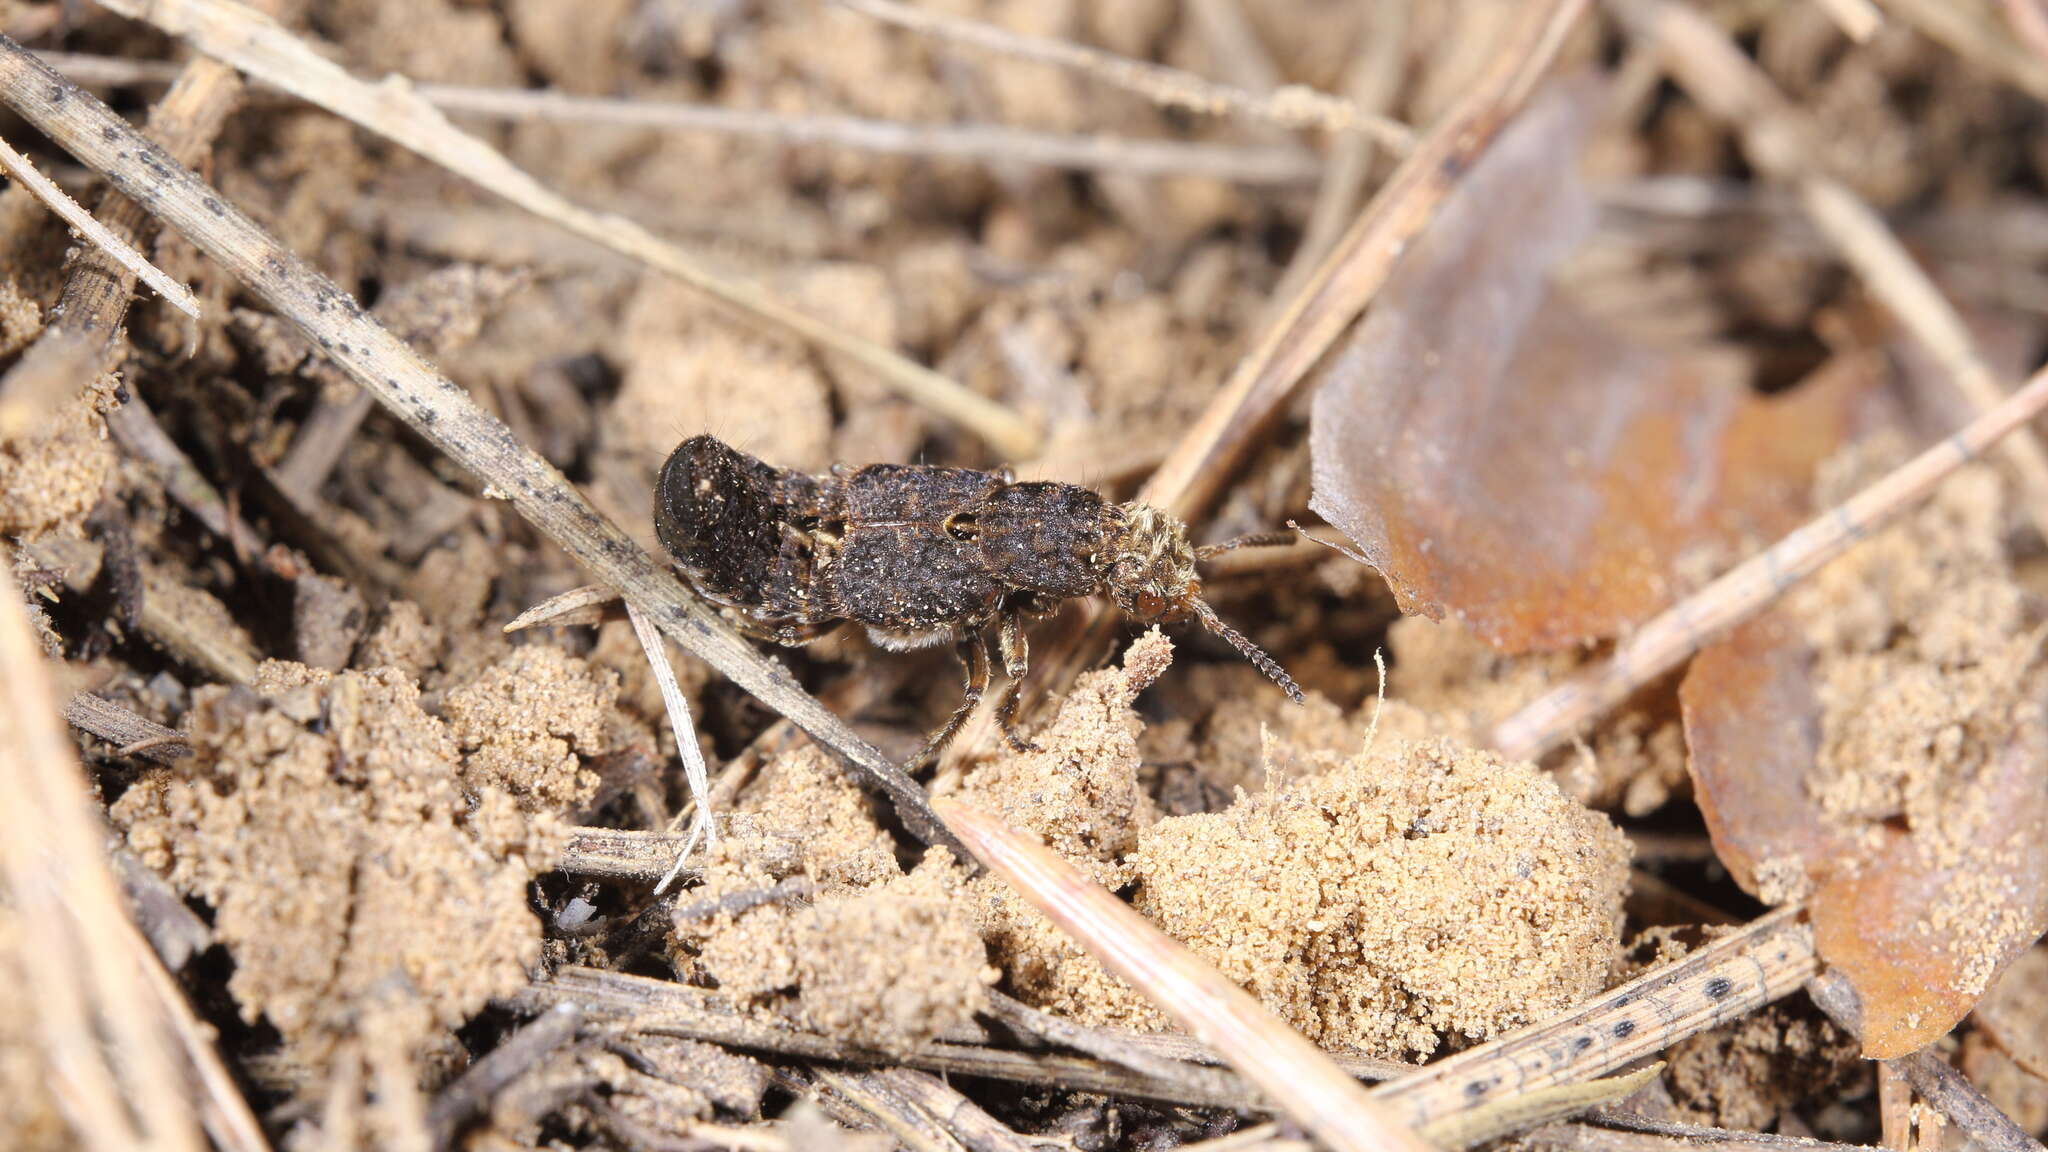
[943, 0, 1589, 769]
[95, 0, 1039, 460]
[1616, 0, 2048, 546]
[934, 796, 1435, 1152]
[0, 564, 204, 1151]
[625, 601, 718, 866]
[1371, 909, 1817, 1130]
[838, 0, 1416, 150]
[0, 132, 198, 323]
[1490, 351, 2048, 760]
[35, 50, 1322, 185]
[0, 36, 958, 852]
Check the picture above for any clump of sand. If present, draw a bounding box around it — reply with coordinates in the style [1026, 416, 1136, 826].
[1127, 736, 1631, 1059]
[956, 631, 1631, 1059]
[442, 643, 621, 812]
[955, 630, 1174, 1026]
[112, 662, 568, 1072]
[675, 750, 994, 1053]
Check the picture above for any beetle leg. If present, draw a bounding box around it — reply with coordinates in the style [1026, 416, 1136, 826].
[908, 630, 989, 770]
[995, 607, 1042, 754]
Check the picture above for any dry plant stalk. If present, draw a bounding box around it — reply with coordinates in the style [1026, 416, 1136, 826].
[935, 796, 1435, 1152]
[0, 37, 957, 854]
[838, 0, 1416, 150]
[1613, 0, 2048, 548]
[0, 563, 203, 1151]
[35, 50, 1323, 185]
[943, 0, 1590, 769]
[93, 0, 1038, 460]
[1490, 322, 2048, 761]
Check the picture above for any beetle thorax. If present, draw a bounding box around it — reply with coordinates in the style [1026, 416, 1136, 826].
[1105, 503, 1199, 622]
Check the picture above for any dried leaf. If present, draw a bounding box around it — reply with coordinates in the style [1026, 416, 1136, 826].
[1683, 611, 2048, 1057]
[1308, 81, 1858, 652]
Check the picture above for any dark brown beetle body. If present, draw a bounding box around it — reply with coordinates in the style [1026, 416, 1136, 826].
[656, 434, 1300, 764]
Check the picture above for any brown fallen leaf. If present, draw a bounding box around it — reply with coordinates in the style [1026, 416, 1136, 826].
[1308, 79, 1860, 653]
[1681, 453, 2048, 1057]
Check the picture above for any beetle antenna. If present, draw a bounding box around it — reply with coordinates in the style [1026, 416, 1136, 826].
[1191, 598, 1304, 704]
[1195, 530, 1298, 561]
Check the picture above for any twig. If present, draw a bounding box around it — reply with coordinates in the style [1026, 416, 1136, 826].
[934, 796, 1434, 1152]
[0, 565, 202, 1150]
[425, 1004, 582, 1150]
[0, 131, 198, 322]
[93, 0, 1039, 461]
[34, 50, 1322, 186]
[983, 989, 1201, 1085]
[1612, 0, 2048, 548]
[0, 56, 239, 443]
[64, 692, 188, 763]
[942, 0, 1590, 769]
[1370, 909, 1818, 1130]
[1807, 972, 2045, 1152]
[0, 35, 959, 854]
[1489, 355, 2048, 761]
[837, 0, 1414, 150]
